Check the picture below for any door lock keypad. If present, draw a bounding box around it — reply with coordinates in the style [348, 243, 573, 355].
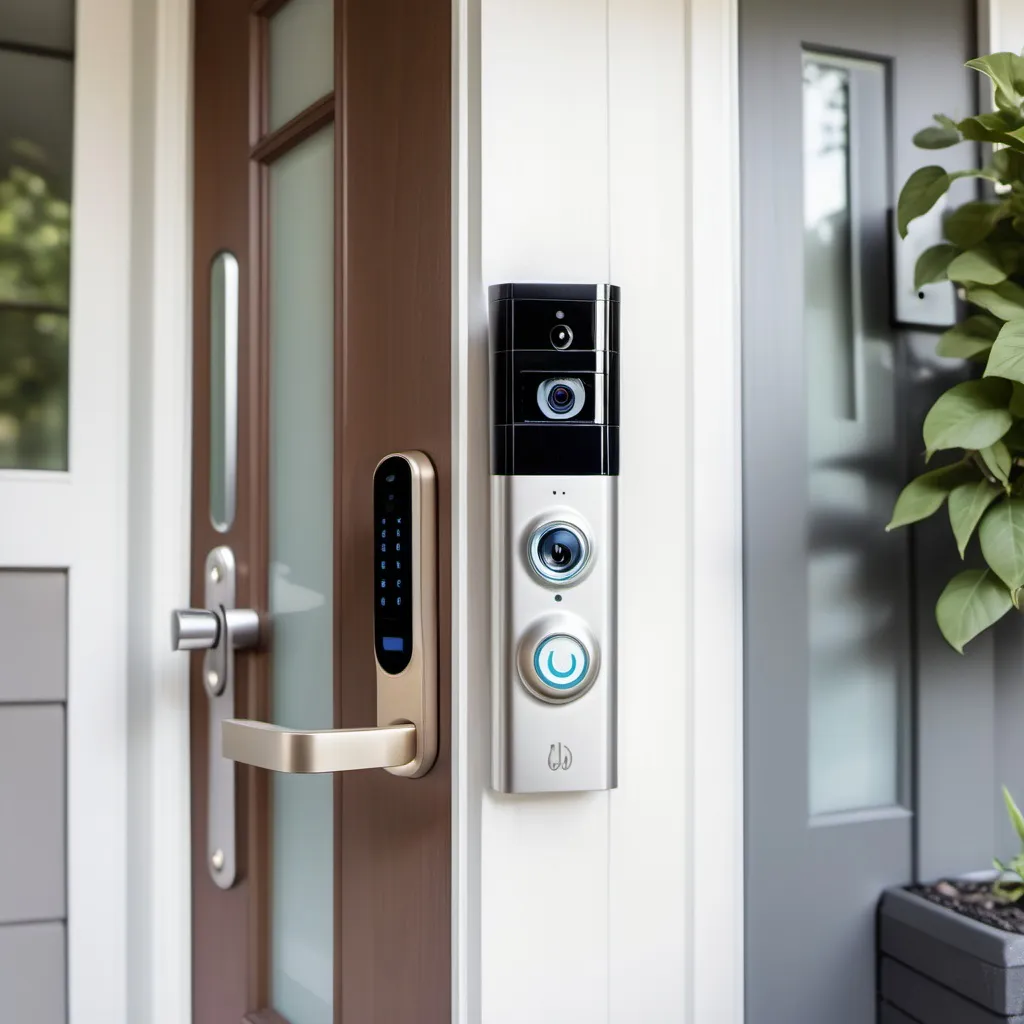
[374, 455, 414, 674]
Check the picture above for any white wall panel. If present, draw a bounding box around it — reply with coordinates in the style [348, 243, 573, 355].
[474, 0, 742, 1020]
[480, 2, 611, 1020]
[606, 0, 690, 1020]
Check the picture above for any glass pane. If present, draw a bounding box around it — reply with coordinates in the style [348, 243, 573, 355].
[209, 252, 238, 532]
[269, 127, 334, 1024]
[268, 0, 333, 131]
[0, 0, 75, 53]
[0, 50, 73, 470]
[803, 54, 905, 816]
[803, 60, 855, 422]
[0, 309, 68, 469]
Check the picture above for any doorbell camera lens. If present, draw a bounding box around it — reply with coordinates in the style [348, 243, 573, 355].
[541, 529, 579, 570]
[537, 377, 584, 420]
[549, 324, 573, 349]
[548, 385, 574, 413]
[529, 522, 590, 584]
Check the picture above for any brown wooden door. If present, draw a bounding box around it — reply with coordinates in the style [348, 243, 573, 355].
[188, 1, 451, 1021]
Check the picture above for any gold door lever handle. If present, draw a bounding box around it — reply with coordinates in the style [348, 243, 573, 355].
[222, 719, 417, 774]
[221, 451, 438, 781]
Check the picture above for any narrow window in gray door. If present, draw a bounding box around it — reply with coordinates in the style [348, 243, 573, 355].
[802, 52, 910, 818]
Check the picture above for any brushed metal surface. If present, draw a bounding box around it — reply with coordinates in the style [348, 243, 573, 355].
[492, 474, 618, 793]
[222, 720, 417, 773]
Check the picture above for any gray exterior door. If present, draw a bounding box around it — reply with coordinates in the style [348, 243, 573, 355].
[740, 0, 978, 1021]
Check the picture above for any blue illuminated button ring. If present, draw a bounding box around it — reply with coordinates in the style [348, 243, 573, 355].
[535, 636, 588, 690]
[516, 616, 599, 704]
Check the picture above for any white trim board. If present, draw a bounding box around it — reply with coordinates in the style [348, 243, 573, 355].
[461, 0, 743, 1019]
[125, 0, 194, 1022]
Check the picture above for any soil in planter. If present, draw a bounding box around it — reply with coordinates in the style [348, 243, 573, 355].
[909, 880, 1024, 935]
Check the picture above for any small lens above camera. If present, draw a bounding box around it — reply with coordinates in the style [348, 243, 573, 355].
[536, 378, 585, 420]
[528, 521, 591, 584]
[550, 324, 574, 349]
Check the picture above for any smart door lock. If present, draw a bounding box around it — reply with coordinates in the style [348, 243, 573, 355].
[490, 283, 620, 793]
[214, 452, 437, 776]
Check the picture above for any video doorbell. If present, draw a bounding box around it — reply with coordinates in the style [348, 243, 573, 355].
[490, 283, 620, 793]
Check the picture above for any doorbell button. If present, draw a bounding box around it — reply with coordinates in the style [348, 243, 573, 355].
[535, 636, 588, 689]
[516, 615, 599, 703]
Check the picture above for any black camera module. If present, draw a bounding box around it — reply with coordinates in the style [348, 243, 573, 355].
[550, 324, 574, 349]
[529, 521, 590, 584]
[537, 377, 584, 420]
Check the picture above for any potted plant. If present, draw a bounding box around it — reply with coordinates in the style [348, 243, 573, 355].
[879, 49, 1024, 1023]
[880, 790, 1024, 1022]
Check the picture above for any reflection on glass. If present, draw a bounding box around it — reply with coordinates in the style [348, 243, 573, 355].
[0, 48, 73, 470]
[268, 0, 334, 131]
[0, 0, 75, 53]
[803, 54, 905, 817]
[803, 59, 855, 422]
[269, 127, 334, 1024]
[209, 252, 238, 532]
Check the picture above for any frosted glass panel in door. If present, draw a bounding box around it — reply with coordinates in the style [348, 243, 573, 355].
[803, 54, 908, 816]
[268, 126, 334, 1024]
[268, 0, 333, 130]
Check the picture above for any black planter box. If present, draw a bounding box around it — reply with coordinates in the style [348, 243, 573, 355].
[879, 886, 1024, 1022]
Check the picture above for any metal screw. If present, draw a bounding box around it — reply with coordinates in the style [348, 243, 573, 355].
[206, 669, 219, 690]
[211, 849, 224, 872]
[210, 565, 222, 583]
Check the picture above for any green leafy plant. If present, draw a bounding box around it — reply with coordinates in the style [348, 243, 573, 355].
[888, 51, 1024, 653]
[993, 786, 1024, 902]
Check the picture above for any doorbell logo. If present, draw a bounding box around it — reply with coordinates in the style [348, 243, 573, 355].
[548, 742, 572, 771]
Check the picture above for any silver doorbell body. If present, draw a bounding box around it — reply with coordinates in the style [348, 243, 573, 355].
[490, 283, 619, 793]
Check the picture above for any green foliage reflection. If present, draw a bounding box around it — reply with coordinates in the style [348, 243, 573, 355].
[0, 139, 70, 470]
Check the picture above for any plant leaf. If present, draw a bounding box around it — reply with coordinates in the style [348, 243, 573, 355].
[897, 166, 950, 238]
[915, 243, 961, 289]
[935, 568, 1013, 653]
[957, 112, 1024, 147]
[944, 201, 1010, 248]
[1002, 420, 1024, 450]
[992, 148, 1024, 182]
[887, 463, 975, 531]
[917, 241, 962, 286]
[914, 117, 962, 148]
[937, 314, 1002, 359]
[980, 498, 1024, 589]
[922, 378, 1013, 457]
[949, 478, 1003, 556]
[1005, 786, 1024, 846]
[969, 280, 1024, 320]
[981, 440, 1014, 485]
[947, 244, 1009, 286]
[986, 320, 1024, 384]
[966, 52, 1024, 109]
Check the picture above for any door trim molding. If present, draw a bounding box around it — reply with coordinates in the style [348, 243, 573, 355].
[126, 0, 193, 1022]
[684, 0, 744, 1018]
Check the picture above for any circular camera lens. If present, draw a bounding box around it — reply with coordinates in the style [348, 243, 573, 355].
[529, 522, 590, 584]
[537, 378, 584, 420]
[540, 529, 580, 571]
[550, 324, 574, 350]
[547, 385, 574, 414]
